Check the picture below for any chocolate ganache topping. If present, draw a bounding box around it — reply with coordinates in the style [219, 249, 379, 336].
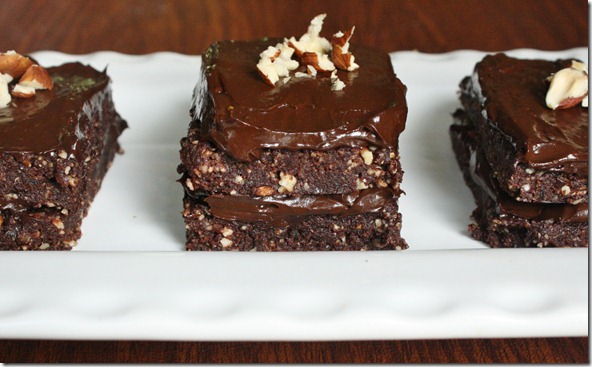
[0, 62, 111, 156]
[465, 53, 588, 175]
[191, 39, 408, 162]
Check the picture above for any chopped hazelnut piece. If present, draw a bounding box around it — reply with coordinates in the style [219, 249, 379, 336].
[300, 51, 335, 72]
[11, 84, 35, 98]
[257, 42, 299, 86]
[0, 50, 54, 108]
[0, 75, 10, 108]
[220, 238, 233, 248]
[545, 60, 588, 110]
[294, 71, 311, 79]
[0, 72, 13, 84]
[287, 14, 332, 57]
[330, 70, 346, 91]
[278, 172, 297, 193]
[331, 27, 359, 71]
[254, 185, 275, 196]
[331, 78, 346, 91]
[19, 64, 54, 91]
[360, 148, 373, 165]
[287, 14, 336, 73]
[255, 14, 360, 90]
[0, 51, 34, 79]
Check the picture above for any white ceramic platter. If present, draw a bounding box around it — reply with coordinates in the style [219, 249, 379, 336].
[0, 49, 587, 340]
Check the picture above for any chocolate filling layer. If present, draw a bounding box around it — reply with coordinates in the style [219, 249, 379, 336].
[191, 188, 396, 228]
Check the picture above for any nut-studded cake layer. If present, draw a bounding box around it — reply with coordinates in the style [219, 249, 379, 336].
[0, 112, 124, 250]
[1, 205, 83, 250]
[182, 192, 407, 251]
[468, 198, 588, 248]
[459, 54, 588, 204]
[179, 137, 403, 197]
[0, 61, 127, 250]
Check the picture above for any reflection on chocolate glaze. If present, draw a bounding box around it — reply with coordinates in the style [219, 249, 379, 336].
[192, 39, 408, 162]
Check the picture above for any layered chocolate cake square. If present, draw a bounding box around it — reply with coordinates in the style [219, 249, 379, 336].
[179, 15, 408, 251]
[451, 53, 588, 248]
[0, 52, 127, 250]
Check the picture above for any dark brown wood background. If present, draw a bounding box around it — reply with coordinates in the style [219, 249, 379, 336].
[3, 0, 587, 54]
[0, 0, 588, 363]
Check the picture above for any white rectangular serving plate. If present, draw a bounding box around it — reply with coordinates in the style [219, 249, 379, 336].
[0, 48, 587, 341]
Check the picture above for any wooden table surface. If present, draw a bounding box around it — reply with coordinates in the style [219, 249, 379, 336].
[0, 0, 588, 363]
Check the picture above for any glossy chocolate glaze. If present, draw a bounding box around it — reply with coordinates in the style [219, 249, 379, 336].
[465, 53, 588, 175]
[192, 39, 408, 161]
[0, 62, 111, 155]
[198, 187, 396, 228]
[451, 121, 588, 223]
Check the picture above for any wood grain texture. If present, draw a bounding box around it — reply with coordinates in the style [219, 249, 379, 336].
[0, 0, 588, 363]
[0, 338, 588, 363]
[2, 0, 587, 54]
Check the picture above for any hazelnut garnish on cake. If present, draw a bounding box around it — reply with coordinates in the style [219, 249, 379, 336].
[0, 51, 53, 107]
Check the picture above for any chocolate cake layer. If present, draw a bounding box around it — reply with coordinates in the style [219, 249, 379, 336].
[179, 138, 402, 197]
[0, 62, 127, 250]
[182, 192, 406, 251]
[1, 204, 83, 250]
[460, 54, 588, 204]
[450, 111, 588, 248]
[180, 37, 408, 251]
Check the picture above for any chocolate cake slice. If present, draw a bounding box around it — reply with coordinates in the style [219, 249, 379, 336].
[0, 58, 127, 250]
[459, 53, 588, 204]
[179, 21, 408, 251]
[451, 54, 588, 248]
